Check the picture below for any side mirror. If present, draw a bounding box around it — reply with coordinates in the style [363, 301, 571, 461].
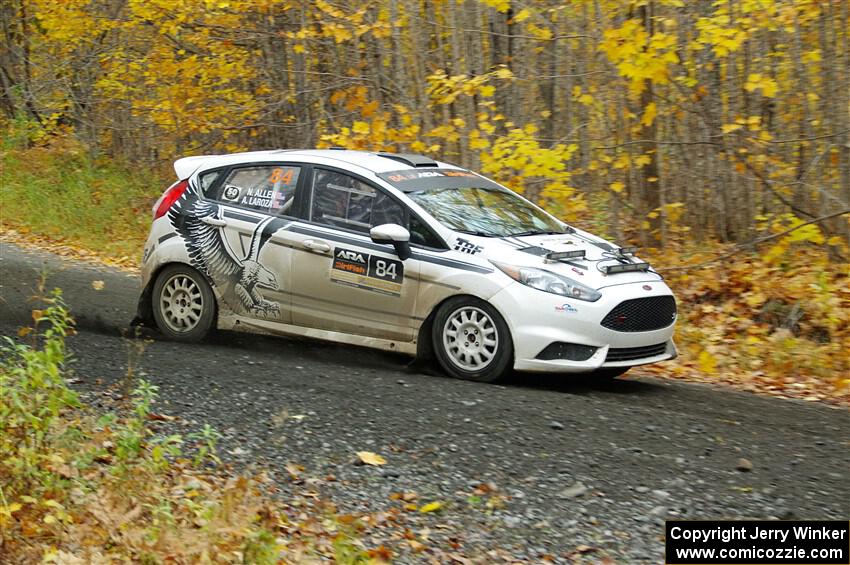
[370, 223, 412, 261]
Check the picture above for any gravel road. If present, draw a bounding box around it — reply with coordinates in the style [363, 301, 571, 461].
[1, 240, 848, 563]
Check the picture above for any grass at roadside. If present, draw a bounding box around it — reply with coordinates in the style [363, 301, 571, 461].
[1, 137, 162, 263]
[0, 289, 380, 563]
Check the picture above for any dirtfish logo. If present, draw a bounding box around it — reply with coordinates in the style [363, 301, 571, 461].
[337, 249, 366, 262]
[555, 303, 578, 313]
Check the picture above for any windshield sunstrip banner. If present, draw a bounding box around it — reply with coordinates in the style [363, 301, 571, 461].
[377, 169, 503, 192]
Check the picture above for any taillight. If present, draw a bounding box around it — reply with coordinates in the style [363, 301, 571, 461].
[153, 179, 189, 220]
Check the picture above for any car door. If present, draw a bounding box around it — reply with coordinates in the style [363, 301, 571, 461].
[198, 163, 305, 324]
[280, 167, 421, 341]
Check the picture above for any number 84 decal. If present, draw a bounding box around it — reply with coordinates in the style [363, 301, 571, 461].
[371, 258, 399, 280]
[331, 246, 404, 296]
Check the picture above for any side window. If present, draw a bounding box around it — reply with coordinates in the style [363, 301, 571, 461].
[410, 215, 445, 248]
[371, 191, 406, 227]
[311, 169, 404, 233]
[212, 165, 300, 216]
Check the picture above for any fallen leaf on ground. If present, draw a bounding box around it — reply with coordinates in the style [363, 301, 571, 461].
[285, 462, 303, 479]
[419, 501, 443, 513]
[356, 451, 386, 466]
[91, 280, 105, 290]
[407, 539, 426, 551]
[146, 413, 177, 422]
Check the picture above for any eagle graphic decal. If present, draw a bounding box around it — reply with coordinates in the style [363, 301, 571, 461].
[168, 192, 285, 318]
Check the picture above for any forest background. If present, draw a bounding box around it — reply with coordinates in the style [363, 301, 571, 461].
[1, 0, 848, 402]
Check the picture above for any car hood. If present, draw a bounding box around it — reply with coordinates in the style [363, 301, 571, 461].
[452, 229, 665, 291]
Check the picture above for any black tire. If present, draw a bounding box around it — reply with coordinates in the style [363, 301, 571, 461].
[589, 366, 630, 379]
[431, 296, 513, 383]
[151, 264, 216, 342]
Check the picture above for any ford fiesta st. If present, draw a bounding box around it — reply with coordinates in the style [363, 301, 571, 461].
[135, 149, 677, 382]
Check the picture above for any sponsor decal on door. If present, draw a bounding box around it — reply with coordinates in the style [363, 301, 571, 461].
[331, 246, 404, 296]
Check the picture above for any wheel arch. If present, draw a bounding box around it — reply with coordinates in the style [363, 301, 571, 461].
[133, 261, 217, 327]
[415, 293, 513, 361]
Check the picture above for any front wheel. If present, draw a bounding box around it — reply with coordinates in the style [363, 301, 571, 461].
[151, 264, 216, 342]
[432, 297, 513, 383]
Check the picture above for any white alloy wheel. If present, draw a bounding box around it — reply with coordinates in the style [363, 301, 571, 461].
[442, 306, 499, 371]
[159, 273, 205, 333]
[152, 265, 216, 342]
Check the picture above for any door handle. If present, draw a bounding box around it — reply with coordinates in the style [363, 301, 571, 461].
[302, 239, 331, 253]
[201, 216, 227, 227]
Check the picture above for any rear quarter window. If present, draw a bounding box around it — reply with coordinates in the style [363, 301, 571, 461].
[209, 165, 301, 216]
[199, 170, 223, 195]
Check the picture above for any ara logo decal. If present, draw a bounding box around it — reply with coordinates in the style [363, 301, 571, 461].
[555, 303, 578, 314]
[336, 249, 366, 263]
[571, 267, 584, 276]
[453, 237, 483, 255]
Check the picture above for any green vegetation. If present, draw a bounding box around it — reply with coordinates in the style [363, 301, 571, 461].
[0, 288, 372, 563]
[1, 133, 163, 262]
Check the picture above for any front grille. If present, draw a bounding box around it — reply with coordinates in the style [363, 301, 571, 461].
[605, 342, 668, 362]
[601, 296, 677, 332]
[536, 342, 598, 361]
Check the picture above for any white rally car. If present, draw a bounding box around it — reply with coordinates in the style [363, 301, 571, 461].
[136, 149, 677, 382]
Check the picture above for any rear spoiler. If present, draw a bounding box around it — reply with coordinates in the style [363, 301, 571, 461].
[173, 155, 217, 180]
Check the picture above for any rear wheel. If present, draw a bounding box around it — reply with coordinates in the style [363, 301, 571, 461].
[432, 297, 513, 383]
[152, 264, 215, 342]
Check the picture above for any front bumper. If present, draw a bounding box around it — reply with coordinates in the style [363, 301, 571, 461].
[488, 281, 678, 373]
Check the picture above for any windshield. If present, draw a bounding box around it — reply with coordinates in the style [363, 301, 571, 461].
[406, 186, 567, 237]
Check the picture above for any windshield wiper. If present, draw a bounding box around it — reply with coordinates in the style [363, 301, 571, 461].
[508, 228, 573, 237]
[455, 229, 497, 238]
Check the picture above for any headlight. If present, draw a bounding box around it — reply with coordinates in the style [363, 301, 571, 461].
[491, 261, 602, 302]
